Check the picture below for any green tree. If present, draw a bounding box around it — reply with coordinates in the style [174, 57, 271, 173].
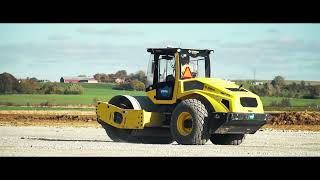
[134, 70, 147, 84]
[64, 84, 84, 94]
[280, 89, 289, 97]
[309, 86, 320, 99]
[39, 82, 64, 94]
[301, 80, 306, 88]
[94, 73, 111, 82]
[30, 77, 38, 82]
[113, 82, 133, 90]
[19, 79, 39, 94]
[291, 82, 297, 91]
[115, 70, 127, 79]
[271, 75, 285, 88]
[263, 83, 276, 96]
[274, 85, 282, 96]
[288, 91, 295, 98]
[130, 80, 145, 91]
[128, 70, 147, 85]
[0, 72, 20, 93]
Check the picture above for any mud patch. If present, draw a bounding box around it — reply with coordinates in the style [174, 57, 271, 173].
[0, 114, 99, 127]
[268, 112, 320, 125]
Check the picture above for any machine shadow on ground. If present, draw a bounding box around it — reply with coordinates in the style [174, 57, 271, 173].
[21, 137, 112, 143]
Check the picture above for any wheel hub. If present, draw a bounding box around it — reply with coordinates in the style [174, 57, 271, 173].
[177, 112, 193, 136]
[183, 119, 192, 128]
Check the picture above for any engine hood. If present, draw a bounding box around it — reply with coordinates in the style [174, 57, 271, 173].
[196, 78, 239, 88]
[192, 78, 258, 98]
[180, 78, 264, 113]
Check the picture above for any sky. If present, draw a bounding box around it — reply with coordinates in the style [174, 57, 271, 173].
[0, 23, 319, 82]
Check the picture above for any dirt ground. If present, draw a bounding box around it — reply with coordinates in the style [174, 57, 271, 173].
[1, 110, 320, 131]
[0, 110, 95, 115]
[1, 110, 320, 156]
[1, 125, 320, 156]
[268, 111, 320, 125]
[0, 111, 98, 128]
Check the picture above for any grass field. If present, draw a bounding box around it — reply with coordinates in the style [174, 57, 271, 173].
[261, 96, 320, 106]
[0, 83, 319, 109]
[0, 83, 145, 106]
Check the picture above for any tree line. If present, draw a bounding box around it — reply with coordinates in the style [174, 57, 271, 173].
[235, 75, 320, 99]
[94, 70, 147, 91]
[2, 71, 319, 98]
[0, 72, 84, 94]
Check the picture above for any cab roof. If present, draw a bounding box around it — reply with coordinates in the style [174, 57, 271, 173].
[147, 48, 214, 55]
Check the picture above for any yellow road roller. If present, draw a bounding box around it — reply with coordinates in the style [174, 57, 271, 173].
[96, 47, 268, 145]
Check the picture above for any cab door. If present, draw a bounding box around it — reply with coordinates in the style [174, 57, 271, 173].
[155, 54, 176, 100]
[146, 53, 179, 104]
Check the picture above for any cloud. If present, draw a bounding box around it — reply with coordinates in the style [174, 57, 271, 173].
[198, 40, 221, 44]
[48, 34, 71, 41]
[278, 36, 299, 44]
[217, 36, 315, 56]
[204, 37, 320, 80]
[0, 41, 151, 81]
[1, 36, 319, 81]
[76, 27, 144, 36]
[266, 29, 280, 33]
[145, 40, 185, 48]
[0, 42, 132, 61]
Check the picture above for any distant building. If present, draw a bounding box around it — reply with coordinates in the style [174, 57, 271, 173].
[38, 80, 50, 83]
[115, 78, 125, 84]
[60, 76, 98, 83]
[252, 81, 264, 85]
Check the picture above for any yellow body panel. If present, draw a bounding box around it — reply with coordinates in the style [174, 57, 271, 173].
[177, 78, 264, 113]
[96, 102, 164, 129]
[146, 89, 177, 104]
[179, 91, 229, 112]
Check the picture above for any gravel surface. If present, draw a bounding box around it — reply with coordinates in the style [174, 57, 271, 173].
[1, 125, 320, 156]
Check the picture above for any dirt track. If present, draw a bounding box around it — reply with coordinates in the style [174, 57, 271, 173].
[0, 111, 98, 128]
[1, 125, 320, 156]
[2, 111, 320, 131]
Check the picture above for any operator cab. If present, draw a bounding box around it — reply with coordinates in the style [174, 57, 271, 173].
[146, 47, 213, 101]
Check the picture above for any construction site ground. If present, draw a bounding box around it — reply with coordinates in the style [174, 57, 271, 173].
[1, 110, 320, 156]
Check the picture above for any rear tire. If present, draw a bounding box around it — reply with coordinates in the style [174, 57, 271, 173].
[210, 134, 245, 145]
[171, 99, 211, 145]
